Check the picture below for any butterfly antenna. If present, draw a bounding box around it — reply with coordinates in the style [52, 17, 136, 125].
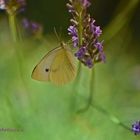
[53, 27, 61, 43]
[58, 27, 72, 45]
[59, 27, 62, 40]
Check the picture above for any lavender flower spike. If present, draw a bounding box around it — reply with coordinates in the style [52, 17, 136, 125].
[0, 0, 26, 14]
[67, 0, 105, 68]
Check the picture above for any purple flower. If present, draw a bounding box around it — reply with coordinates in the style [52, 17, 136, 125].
[72, 36, 78, 47]
[75, 47, 87, 59]
[132, 121, 140, 135]
[90, 19, 96, 32]
[99, 52, 106, 62]
[85, 58, 93, 68]
[68, 25, 78, 47]
[68, 25, 77, 37]
[91, 20, 102, 37]
[94, 41, 103, 51]
[94, 26, 102, 37]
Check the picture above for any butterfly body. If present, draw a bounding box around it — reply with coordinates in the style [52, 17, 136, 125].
[32, 42, 76, 85]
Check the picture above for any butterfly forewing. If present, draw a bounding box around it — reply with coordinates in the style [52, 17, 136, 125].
[32, 47, 62, 82]
[50, 47, 76, 85]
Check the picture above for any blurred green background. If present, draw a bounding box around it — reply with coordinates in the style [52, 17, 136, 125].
[0, 0, 140, 139]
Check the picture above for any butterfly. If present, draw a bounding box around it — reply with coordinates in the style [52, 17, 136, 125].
[31, 41, 77, 85]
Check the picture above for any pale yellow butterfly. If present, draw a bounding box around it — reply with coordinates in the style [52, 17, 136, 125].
[31, 42, 77, 85]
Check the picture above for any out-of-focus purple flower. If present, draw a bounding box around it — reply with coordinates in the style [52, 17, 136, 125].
[81, 0, 91, 8]
[15, 0, 26, 13]
[22, 18, 42, 35]
[31, 22, 41, 33]
[0, 0, 6, 10]
[0, 0, 26, 14]
[22, 18, 29, 28]
[132, 121, 140, 135]
[17, 0, 26, 5]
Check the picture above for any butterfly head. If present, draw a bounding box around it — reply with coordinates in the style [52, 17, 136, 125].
[60, 41, 67, 49]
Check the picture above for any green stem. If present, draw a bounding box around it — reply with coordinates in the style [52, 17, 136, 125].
[77, 68, 94, 113]
[8, 14, 23, 81]
[75, 62, 82, 82]
[8, 13, 30, 99]
[77, 10, 95, 112]
[9, 14, 18, 42]
[78, 12, 83, 46]
[92, 103, 131, 131]
[77, 93, 131, 131]
[76, 7, 95, 113]
[16, 18, 23, 42]
[88, 69, 94, 107]
[74, 10, 83, 85]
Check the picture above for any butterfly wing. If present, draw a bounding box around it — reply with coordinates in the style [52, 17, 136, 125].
[50, 47, 76, 85]
[32, 47, 62, 82]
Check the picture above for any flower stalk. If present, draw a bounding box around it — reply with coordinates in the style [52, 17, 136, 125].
[67, 0, 105, 111]
[9, 13, 18, 42]
[78, 11, 83, 46]
[92, 103, 131, 131]
[2, 0, 29, 91]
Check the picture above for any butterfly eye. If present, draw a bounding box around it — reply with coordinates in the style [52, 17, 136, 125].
[45, 68, 49, 72]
